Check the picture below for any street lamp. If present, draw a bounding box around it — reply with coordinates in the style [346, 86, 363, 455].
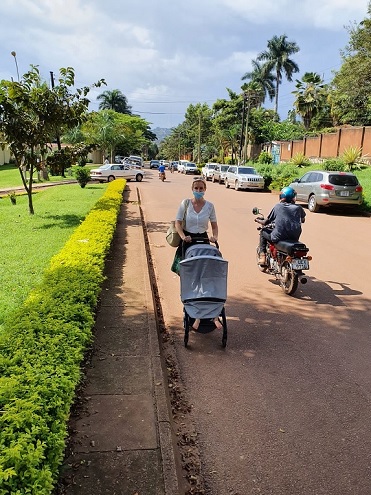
[11, 51, 20, 82]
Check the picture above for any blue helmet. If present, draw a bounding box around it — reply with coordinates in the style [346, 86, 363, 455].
[279, 186, 296, 202]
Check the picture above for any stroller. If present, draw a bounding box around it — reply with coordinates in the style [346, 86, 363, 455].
[179, 241, 228, 347]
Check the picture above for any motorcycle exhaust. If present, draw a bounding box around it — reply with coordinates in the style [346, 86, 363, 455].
[299, 276, 307, 284]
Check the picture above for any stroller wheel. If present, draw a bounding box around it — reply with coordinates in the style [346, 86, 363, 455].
[221, 307, 227, 348]
[183, 310, 190, 347]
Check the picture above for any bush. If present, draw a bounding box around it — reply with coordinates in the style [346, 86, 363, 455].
[289, 152, 311, 167]
[74, 166, 91, 188]
[257, 151, 273, 164]
[0, 180, 126, 494]
[323, 158, 345, 171]
[269, 163, 299, 191]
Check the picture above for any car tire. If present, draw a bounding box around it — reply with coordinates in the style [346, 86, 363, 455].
[225, 179, 229, 188]
[308, 194, 320, 212]
[108, 175, 115, 182]
[135, 174, 143, 182]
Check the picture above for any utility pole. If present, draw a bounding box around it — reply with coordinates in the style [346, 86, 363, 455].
[197, 110, 202, 165]
[50, 71, 62, 152]
[239, 93, 247, 164]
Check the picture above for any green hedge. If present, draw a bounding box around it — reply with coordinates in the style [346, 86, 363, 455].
[0, 179, 126, 495]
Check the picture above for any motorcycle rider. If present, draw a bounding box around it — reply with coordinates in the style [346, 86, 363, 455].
[158, 162, 166, 180]
[255, 186, 306, 266]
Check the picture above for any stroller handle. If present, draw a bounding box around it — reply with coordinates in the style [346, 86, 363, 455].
[181, 236, 219, 258]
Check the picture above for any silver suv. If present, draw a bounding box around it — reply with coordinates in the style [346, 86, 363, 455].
[289, 170, 363, 212]
[225, 166, 265, 191]
[201, 163, 218, 181]
[212, 164, 229, 184]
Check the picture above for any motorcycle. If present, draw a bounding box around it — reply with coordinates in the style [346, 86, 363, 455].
[159, 171, 166, 181]
[252, 207, 312, 295]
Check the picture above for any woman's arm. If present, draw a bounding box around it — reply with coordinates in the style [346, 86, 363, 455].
[210, 221, 218, 243]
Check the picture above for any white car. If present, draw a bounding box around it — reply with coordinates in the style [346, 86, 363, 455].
[177, 160, 189, 173]
[90, 163, 145, 182]
[183, 162, 200, 175]
[201, 163, 218, 180]
[224, 166, 265, 191]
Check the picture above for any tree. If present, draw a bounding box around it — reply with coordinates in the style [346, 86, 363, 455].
[82, 110, 149, 161]
[241, 59, 276, 106]
[97, 89, 132, 114]
[292, 72, 329, 129]
[0, 65, 105, 214]
[257, 34, 300, 114]
[329, 3, 371, 125]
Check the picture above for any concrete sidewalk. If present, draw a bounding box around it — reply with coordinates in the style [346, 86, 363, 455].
[57, 185, 180, 495]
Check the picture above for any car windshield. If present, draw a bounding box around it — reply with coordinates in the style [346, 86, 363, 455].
[238, 167, 257, 175]
[221, 166, 229, 171]
[99, 165, 112, 170]
[329, 174, 358, 186]
[187, 163, 196, 167]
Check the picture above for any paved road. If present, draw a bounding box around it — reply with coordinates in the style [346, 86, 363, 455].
[139, 169, 371, 495]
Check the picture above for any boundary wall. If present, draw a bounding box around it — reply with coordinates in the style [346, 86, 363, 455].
[279, 126, 371, 163]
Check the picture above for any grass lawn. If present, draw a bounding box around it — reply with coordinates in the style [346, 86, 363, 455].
[0, 163, 99, 188]
[0, 182, 108, 330]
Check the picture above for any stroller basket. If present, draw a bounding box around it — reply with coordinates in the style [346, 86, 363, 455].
[179, 244, 228, 320]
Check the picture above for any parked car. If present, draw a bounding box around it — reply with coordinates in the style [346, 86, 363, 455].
[177, 160, 189, 173]
[150, 159, 161, 169]
[124, 155, 144, 167]
[183, 162, 201, 175]
[212, 164, 230, 184]
[288, 170, 363, 212]
[201, 163, 218, 181]
[114, 155, 125, 163]
[90, 164, 145, 182]
[160, 160, 170, 168]
[224, 166, 265, 191]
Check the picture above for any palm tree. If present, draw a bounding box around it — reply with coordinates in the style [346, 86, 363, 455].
[97, 89, 132, 114]
[241, 59, 276, 106]
[257, 34, 300, 114]
[292, 72, 328, 129]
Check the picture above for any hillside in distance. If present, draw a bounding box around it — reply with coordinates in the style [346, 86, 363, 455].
[152, 127, 171, 143]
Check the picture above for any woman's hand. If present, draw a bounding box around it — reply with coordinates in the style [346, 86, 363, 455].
[209, 236, 218, 243]
[183, 235, 192, 243]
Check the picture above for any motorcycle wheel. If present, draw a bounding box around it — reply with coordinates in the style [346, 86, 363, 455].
[280, 261, 298, 295]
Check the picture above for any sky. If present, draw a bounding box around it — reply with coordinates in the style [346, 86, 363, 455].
[0, 0, 369, 130]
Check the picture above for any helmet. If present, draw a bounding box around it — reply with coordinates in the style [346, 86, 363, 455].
[279, 186, 296, 202]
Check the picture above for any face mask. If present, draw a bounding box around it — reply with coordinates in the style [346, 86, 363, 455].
[193, 191, 205, 200]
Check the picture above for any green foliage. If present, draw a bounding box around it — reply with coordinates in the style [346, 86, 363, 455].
[289, 152, 311, 167]
[74, 166, 91, 188]
[341, 145, 363, 171]
[269, 163, 300, 190]
[329, 10, 371, 125]
[0, 180, 125, 494]
[322, 158, 345, 171]
[257, 151, 273, 164]
[254, 163, 274, 188]
[0, 65, 105, 213]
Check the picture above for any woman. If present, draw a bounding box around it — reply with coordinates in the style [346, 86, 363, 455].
[171, 177, 221, 330]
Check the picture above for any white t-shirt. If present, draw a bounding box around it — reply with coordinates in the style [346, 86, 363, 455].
[176, 199, 217, 234]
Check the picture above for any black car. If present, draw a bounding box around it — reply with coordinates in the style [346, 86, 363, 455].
[150, 160, 161, 169]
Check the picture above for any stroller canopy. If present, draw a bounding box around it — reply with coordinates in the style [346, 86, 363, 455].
[179, 244, 228, 319]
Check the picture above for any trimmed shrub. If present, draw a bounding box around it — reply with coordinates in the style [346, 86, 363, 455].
[323, 158, 345, 171]
[0, 179, 126, 494]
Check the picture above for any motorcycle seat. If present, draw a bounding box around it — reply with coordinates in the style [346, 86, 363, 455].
[274, 240, 308, 255]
